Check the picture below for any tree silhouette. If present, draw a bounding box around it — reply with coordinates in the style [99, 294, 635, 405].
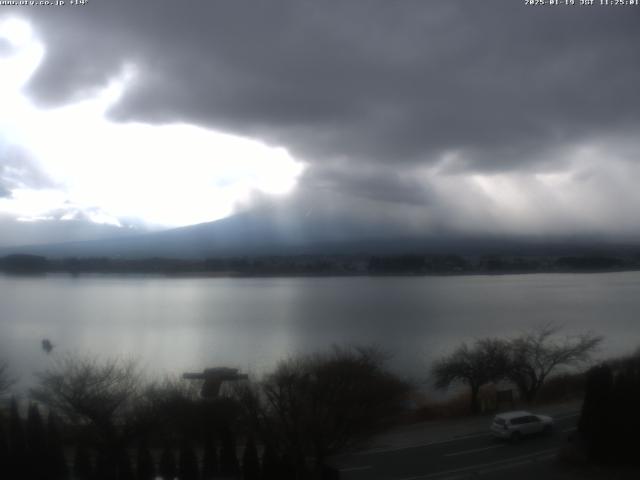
[95, 450, 117, 480]
[219, 425, 240, 477]
[0, 418, 10, 479]
[578, 355, 640, 464]
[74, 445, 94, 480]
[8, 399, 27, 479]
[136, 440, 155, 480]
[158, 445, 177, 480]
[507, 324, 602, 403]
[241, 435, 260, 480]
[260, 443, 279, 480]
[201, 433, 218, 480]
[118, 450, 135, 480]
[277, 452, 296, 480]
[46, 412, 68, 480]
[579, 364, 613, 461]
[32, 355, 142, 429]
[253, 345, 409, 476]
[32, 354, 143, 473]
[26, 403, 48, 479]
[432, 338, 510, 414]
[178, 440, 199, 480]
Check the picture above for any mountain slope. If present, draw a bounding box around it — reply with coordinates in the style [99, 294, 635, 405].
[1, 211, 638, 259]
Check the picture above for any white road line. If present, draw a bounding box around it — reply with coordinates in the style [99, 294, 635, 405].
[444, 445, 503, 457]
[339, 465, 372, 472]
[395, 447, 558, 480]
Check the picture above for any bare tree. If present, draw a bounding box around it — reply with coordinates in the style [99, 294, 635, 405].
[240, 345, 410, 476]
[32, 355, 142, 425]
[432, 338, 510, 414]
[507, 324, 602, 403]
[31, 354, 143, 462]
[0, 361, 15, 397]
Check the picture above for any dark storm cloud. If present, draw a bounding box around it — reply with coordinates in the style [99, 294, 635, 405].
[305, 164, 437, 207]
[21, 1, 640, 173]
[3, 0, 638, 241]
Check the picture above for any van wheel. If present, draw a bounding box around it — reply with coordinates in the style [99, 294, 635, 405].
[510, 431, 522, 443]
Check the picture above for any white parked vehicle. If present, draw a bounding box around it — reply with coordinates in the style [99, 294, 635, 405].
[490, 411, 554, 441]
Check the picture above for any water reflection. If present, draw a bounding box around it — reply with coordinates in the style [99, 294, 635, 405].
[1, 272, 639, 391]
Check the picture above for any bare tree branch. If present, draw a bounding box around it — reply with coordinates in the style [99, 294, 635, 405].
[507, 324, 602, 403]
[30, 354, 143, 438]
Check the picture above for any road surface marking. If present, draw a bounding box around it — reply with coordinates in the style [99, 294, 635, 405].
[395, 447, 558, 480]
[444, 445, 503, 457]
[340, 465, 372, 472]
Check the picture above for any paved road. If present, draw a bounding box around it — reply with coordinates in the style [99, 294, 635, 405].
[332, 412, 579, 480]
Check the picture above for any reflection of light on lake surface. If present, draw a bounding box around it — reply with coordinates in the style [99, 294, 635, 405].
[1, 272, 638, 393]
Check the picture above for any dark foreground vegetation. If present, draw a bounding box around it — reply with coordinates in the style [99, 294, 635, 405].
[2, 252, 640, 276]
[572, 351, 640, 466]
[2, 328, 637, 478]
[0, 346, 409, 479]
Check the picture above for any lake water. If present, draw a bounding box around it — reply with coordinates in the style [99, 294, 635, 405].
[1, 272, 639, 392]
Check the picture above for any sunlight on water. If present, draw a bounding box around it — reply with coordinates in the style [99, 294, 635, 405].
[1, 272, 639, 393]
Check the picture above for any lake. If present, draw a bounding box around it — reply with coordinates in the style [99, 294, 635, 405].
[1, 272, 639, 392]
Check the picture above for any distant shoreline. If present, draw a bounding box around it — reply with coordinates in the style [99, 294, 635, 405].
[2, 252, 640, 278]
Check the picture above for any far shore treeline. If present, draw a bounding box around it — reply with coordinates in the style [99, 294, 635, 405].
[1, 252, 640, 276]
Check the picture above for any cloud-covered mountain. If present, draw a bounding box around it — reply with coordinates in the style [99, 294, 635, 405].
[0, 210, 404, 258]
[2, 207, 636, 260]
[0, 214, 147, 248]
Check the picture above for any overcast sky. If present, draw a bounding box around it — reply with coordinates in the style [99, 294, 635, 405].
[1, 1, 639, 246]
